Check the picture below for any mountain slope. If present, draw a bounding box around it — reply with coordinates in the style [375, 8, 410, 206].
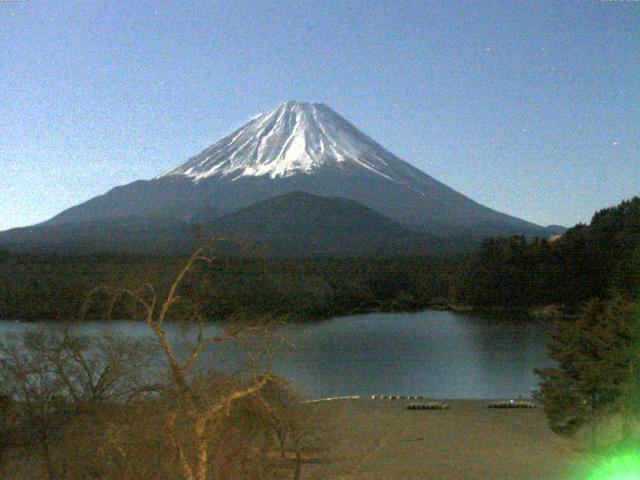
[43, 101, 549, 237]
[207, 191, 432, 256]
[0, 216, 194, 255]
[0, 193, 476, 256]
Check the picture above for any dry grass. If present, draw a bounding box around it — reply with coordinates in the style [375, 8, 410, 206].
[301, 399, 579, 480]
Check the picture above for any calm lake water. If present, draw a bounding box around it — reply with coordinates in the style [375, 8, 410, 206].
[0, 310, 552, 399]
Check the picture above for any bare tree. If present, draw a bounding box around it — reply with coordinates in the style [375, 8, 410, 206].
[255, 379, 315, 456]
[0, 392, 18, 477]
[84, 242, 277, 480]
[0, 327, 156, 479]
[0, 241, 320, 479]
[0, 330, 71, 479]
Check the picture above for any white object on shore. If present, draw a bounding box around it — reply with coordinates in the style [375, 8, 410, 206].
[371, 395, 425, 400]
[302, 395, 361, 404]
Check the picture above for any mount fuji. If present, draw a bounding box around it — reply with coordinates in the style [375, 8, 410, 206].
[1, 101, 561, 254]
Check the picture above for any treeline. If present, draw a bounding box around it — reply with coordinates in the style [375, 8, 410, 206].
[188, 255, 459, 321]
[0, 251, 459, 322]
[0, 253, 187, 321]
[455, 197, 640, 312]
[1, 197, 638, 322]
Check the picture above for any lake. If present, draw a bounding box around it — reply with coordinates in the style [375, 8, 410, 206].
[0, 310, 552, 399]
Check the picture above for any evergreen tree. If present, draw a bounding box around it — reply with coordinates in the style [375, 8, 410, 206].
[536, 297, 635, 446]
[619, 302, 640, 442]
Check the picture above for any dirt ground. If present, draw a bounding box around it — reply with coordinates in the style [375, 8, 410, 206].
[301, 399, 580, 480]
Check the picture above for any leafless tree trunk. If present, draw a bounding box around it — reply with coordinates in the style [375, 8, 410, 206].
[293, 450, 302, 480]
[85, 241, 276, 480]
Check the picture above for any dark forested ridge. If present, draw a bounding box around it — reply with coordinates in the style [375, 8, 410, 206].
[0, 252, 458, 321]
[0, 197, 638, 322]
[455, 197, 640, 313]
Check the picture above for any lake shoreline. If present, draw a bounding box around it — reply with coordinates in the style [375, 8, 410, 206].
[6, 302, 558, 324]
[304, 396, 537, 402]
[1, 309, 551, 400]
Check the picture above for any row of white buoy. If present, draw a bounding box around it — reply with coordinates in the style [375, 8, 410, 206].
[370, 395, 425, 400]
[302, 395, 361, 404]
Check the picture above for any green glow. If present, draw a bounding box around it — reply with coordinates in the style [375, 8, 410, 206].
[582, 451, 640, 480]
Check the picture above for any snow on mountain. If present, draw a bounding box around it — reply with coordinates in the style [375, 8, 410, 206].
[34, 100, 549, 238]
[157, 101, 418, 186]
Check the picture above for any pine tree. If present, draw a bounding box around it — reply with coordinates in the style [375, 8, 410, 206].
[536, 297, 635, 447]
[619, 302, 640, 442]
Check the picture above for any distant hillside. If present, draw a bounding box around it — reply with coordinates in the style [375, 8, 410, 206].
[207, 191, 427, 256]
[0, 193, 478, 257]
[0, 217, 195, 255]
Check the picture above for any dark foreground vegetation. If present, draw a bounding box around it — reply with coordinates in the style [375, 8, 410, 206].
[536, 297, 640, 449]
[0, 326, 323, 480]
[0, 248, 326, 480]
[526, 198, 640, 455]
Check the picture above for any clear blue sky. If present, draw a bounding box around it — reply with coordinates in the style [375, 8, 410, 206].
[1, 0, 638, 231]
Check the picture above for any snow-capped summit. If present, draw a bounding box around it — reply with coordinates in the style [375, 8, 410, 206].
[157, 101, 416, 184]
[39, 100, 549, 238]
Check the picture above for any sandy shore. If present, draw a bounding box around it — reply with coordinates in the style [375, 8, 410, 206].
[301, 399, 579, 480]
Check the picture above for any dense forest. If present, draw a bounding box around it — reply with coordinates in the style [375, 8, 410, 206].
[456, 197, 640, 313]
[0, 197, 638, 322]
[0, 251, 457, 321]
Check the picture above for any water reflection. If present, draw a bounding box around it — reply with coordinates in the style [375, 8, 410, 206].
[0, 310, 552, 399]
